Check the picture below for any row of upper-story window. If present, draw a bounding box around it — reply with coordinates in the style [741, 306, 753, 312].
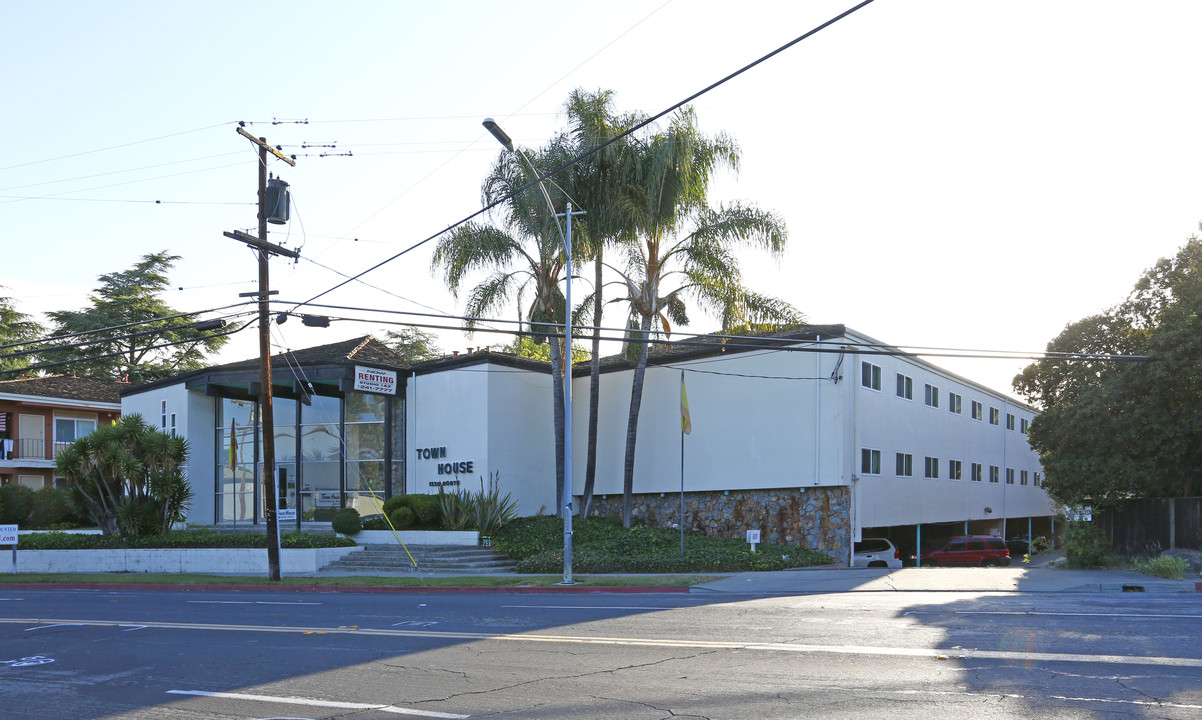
[860, 361, 1030, 432]
[859, 448, 1042, 486]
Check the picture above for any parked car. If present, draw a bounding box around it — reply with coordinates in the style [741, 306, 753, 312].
[853, 538, 903, 569]
[921, 536, 1011, 567]
[1005, 536, 1030, 557]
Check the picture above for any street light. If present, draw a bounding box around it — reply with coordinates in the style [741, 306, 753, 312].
[483, 118, 576, 584]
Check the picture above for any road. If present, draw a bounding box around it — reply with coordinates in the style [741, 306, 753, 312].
[1, 586, 1200, 719]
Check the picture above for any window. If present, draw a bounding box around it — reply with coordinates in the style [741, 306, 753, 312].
[895, 452, 913, 477]
[924, 384, 939, 408]
[949, 459, 962, 480]
[861, 362, 881, 391]
[1034, 472, 1042, 487]
[971, 463, 983, 482]
[895, 373, 913, 399]
[1021, 470, 1029, 486]
[860, 448, 881, 475]
[170, 413, 176, 438]
[989, 465, 1000, 483]
[161, 400, 167, 430]
[989, 407, 1000, 425]
[1020, 418, 1029, 434]
[1006, 413, 1015, 430]
[949, 392, 962, 414]
[1006, 468, 1015, 484]
[54, 417, 96, 446]
[924, 456, 939, 479]
[971, 401, 983, 420]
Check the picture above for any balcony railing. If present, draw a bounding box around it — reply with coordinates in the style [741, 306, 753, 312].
[10, 438, 46, 460]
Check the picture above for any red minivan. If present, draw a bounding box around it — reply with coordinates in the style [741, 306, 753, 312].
[921, 536, 1011, 567]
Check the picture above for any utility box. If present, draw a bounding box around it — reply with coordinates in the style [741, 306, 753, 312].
[265, 177, 290, 225]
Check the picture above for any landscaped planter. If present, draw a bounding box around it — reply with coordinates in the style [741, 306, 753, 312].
[347, 530, 479, 546]
[0, 546, 362, 575]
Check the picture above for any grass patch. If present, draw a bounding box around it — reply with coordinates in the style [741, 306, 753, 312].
[0, 573, 718, 588]
[493, 516, 835, 573]
[1131, 555, 1188, 580]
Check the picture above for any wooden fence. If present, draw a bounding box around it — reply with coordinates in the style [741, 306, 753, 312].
[1095, 497, 1202, 555]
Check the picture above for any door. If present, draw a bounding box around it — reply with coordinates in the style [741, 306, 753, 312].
[18, 414, 45, 459]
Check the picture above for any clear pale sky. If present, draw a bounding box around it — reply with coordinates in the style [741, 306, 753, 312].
[3, 1, 1200, 399]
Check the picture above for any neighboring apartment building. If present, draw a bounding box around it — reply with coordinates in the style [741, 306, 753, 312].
[0, 376, 124, 489]
[121, 327, 1056, 564]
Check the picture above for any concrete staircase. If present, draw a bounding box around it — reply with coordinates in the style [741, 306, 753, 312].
[320, 544, 517, 574]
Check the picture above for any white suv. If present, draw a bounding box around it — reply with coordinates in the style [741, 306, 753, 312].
[853, 538, 902, 569]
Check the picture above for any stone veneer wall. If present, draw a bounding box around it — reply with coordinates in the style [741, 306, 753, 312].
[588, 487, 850, 556]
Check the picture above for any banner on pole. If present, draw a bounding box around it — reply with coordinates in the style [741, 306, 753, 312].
[680, 372, 692, 435]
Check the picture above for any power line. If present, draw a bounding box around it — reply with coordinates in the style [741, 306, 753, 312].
[0, 121, 237, 173]
[0, 302, 257, 352]
[289, 0, 878, 314]
[0, 151, 245, 193]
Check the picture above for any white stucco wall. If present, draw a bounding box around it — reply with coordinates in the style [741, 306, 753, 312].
[121, 384, 216, 524]
[578, 341, 846, 498]
[406, 366, 489, 498]
[849, 340, 1055, 530]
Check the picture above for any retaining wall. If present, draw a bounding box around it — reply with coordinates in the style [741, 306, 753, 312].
[0, 546, 362, 574]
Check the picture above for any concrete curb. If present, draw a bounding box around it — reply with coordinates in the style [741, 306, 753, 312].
[0, 582, 690, 594]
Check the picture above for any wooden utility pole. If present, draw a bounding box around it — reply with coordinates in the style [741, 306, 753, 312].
[227, 127, 297, 581]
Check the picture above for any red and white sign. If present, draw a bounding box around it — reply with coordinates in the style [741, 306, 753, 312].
[353, 366, 397, 395]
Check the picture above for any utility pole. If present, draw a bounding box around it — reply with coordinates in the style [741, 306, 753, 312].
[226, 126, 297, 582]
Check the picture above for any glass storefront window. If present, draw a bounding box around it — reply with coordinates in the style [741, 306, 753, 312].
[346, 391, 387, 424]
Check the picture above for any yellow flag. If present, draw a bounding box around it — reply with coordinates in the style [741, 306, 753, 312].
[680, 371, 692, 435]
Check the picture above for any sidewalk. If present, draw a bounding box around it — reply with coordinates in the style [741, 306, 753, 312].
[691, 565, 1201, 595]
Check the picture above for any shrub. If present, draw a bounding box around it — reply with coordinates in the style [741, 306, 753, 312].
[15, 529, 356, 550]
[1133, 554, 1188, 580]
[471, 472, 518, 536]
[1063, 521, 1119, 569]
[438, 487, 472, 531]
[0, 484, 36, 524]
[306, 507, 340, 522]
[361, 515, 391, 531]
[381, 495, 406, 516]
[389, 506, 416, 530]
[1029, 535, 1052, 555]
[28, 487, 79, 529]
[331, 508, 361, 535]
[409, 494, 440, 526]
[494, 515, 836, 573]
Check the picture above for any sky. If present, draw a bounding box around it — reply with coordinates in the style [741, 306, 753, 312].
[3, 0, 1201, 400]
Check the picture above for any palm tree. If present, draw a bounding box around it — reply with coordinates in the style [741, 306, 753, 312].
[609, 107, 803, 526]
[559, 89, 646, 517]
[431, 141, 575, 516]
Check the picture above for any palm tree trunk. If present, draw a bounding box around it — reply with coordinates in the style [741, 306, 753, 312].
[621, 315, 653, 526]
[547, 327, 566, 519]
[582, 255, 603, 517]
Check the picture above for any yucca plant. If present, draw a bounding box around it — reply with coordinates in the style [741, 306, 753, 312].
[438, 486, 473, 531]
[471, 471, 518, 536]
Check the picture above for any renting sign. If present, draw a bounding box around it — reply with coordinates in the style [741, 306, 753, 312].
[354, 366, 397, 395]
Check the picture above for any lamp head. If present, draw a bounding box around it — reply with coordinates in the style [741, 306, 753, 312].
[482, 118, 514, 152]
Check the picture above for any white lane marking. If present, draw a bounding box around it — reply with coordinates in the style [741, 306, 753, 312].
[9, 617, 1202, 669]
[166, 690, 469, 718]
[1049, 694, 1202, 710]
[23, 623, 84, 632]
[186, 601, 320, 606]
[500, 605, 678, 610]
[0, 598, 24, 601]
[393, 621, 438, 627]
[2, 655, 54, 667]
[119, 625, 147, 632]
[957, 611, 1202, 619]
[889, 689, 1202, 710]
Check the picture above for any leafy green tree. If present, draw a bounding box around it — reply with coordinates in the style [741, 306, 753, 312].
[55, 414, 192, 537]
[0, 290, 45, 374]
[432, 139, 578, 516]
[383, 326, 442, 363]
[508, 334, 591, 363]
[1018, 236, 1202, 507]
[46, 251, 227, 382]
[609, 107, 802, 526]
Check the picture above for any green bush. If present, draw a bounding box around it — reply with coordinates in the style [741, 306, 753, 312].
[331, 508, 361, 535]
[1029, 535, 1052, 555]
[381, 495, 406, 516]
[409, 494, 440, 526]
[28, 487, 79, 529]
[493, 515, 836, 573]
[1063, 521, 1119, 569]
[305, 507, 340, 522]
[1133, 554, 1188, 580]
[0, 484, 35, 524]
[360, 515, 391, 531]
[471, 472, 518, 536]
[389, 506, 416, 530]
[15, 529, 355, 550]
